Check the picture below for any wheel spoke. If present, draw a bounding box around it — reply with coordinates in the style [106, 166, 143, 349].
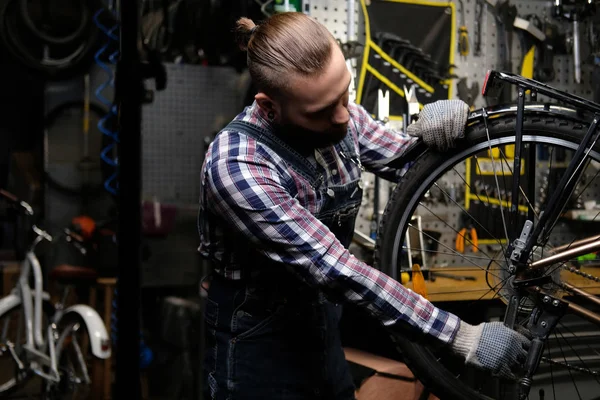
[483, 123, 511, 247]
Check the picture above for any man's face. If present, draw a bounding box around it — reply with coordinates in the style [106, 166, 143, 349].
[272, 43, 352, 149]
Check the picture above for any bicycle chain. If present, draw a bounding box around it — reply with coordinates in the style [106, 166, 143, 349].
[562, 265, 600, 283]
[541, 356, 600, 376]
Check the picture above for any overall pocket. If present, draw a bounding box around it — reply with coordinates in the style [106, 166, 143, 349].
[231, 287, 286, 341]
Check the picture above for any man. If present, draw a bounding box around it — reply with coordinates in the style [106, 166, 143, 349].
[198, 12, 530, 400]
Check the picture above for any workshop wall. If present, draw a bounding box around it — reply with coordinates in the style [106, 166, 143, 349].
[1, 2, 600, 399]
[5, 0, 599, 299]
[43, 66, 115, 229]
[141, 64, 247, 205]
[353, 0, 600, 269]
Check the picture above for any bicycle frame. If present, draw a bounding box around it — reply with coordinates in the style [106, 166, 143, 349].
[372, 71, 600, 398]
[482, 70, 600, 326]
[0, 228, 111, 384]
[0, 246, 61, 381]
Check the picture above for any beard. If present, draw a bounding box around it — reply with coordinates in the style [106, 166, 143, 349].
[274, 121, 349, 153]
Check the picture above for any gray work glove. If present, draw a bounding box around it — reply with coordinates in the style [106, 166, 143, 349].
[450, 321, 531, 380]
[406, 99, 470, 152]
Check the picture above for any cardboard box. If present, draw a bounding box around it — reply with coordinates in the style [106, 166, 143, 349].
[344, 347, 440, 400]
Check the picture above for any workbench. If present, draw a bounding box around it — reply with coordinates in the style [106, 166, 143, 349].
[404, 266, 600, 302]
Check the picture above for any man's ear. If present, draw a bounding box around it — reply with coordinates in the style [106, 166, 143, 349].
[255, 92, 281, 121]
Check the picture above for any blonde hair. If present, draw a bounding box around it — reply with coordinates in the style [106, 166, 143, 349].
[234, 13, 334, 96]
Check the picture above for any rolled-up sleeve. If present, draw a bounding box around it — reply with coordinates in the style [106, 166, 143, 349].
[349, 102, 417, 182]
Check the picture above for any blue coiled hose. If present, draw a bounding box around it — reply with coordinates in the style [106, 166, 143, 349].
[93, 6, 119, 196]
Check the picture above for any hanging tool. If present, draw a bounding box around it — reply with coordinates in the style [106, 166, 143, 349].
[404, 84, 419, 124]
[552, 0, 596, 84]
[494, 0, 517, 103]
[430, 271, 477, 282]
[363, 32, 405, 104]
[455, 213, 479, 253]
[513, 15, 547, 80]
[411, 264, 428, 298]
[456, 77, 479, 109]
[79, 73, 95, 210]
[474, 0, 484, 56]
[457, 0, 470, 57]
[480, 0, 548, 102]
[534, 21, 564, 82]
[377, 88, 390, 124]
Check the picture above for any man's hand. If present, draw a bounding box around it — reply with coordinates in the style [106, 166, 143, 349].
[450, 321, 531, 380]
[406, 99, 470, 152]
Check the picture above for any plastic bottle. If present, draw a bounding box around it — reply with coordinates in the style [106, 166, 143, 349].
[274, 0, 302, 13]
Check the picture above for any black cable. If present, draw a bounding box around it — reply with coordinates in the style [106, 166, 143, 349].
[19, 0, 90, 46]
[0, 0, 102, 80]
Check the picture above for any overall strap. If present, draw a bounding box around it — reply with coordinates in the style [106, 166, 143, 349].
[337, 123, 363, 171]
[204, 119, 323, 277]
[225, 120, 322, 187]
[338, 129, 357, 157]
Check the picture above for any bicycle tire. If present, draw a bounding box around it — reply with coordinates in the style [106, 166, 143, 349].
[374, 110, 598, 400]
[0, 0, 101, 81]
[19, 0, 90, 46]
[45, 316, 93, 399]
[42, 101, 109, 198]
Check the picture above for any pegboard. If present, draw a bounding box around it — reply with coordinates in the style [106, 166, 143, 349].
[141, 64, 247, 205]
[138, 2, 360, 205]
[451, 0, 599, 107]
[349, 0, 600, 268]
[309, 0, 361, 41]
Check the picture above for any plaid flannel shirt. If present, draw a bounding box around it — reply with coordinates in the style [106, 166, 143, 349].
[198, 101, 459, 344]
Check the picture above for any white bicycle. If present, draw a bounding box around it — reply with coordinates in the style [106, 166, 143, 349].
[0, 189, 111, 398]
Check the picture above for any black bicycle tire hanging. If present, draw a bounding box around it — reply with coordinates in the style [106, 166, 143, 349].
[19, 0, 90, 46]
[0, 0, 104, 81]
[43, 101, 110, 198]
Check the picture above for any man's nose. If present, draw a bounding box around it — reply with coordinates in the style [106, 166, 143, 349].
[331, 105, 349, 126]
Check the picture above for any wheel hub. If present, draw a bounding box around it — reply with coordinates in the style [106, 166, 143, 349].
[487, 245, 563, 311]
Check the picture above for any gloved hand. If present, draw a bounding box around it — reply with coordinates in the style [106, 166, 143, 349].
[406, 99, 470, 152]
[450, 321, 531, 380]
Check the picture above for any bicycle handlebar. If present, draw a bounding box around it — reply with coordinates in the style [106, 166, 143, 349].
[1, 189, 54, 244]
[0, 189, 17, 202]
[0, 189, 34, 216]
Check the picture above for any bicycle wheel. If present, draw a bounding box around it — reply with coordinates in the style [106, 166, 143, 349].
[45, 317, 93, 400]
[375, 109, 600, 399]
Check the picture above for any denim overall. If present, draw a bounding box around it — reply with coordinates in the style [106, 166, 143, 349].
[203, 120, 363, 400]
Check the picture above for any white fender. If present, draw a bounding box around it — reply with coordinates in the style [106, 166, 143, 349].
[61, 304, 111, 359]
